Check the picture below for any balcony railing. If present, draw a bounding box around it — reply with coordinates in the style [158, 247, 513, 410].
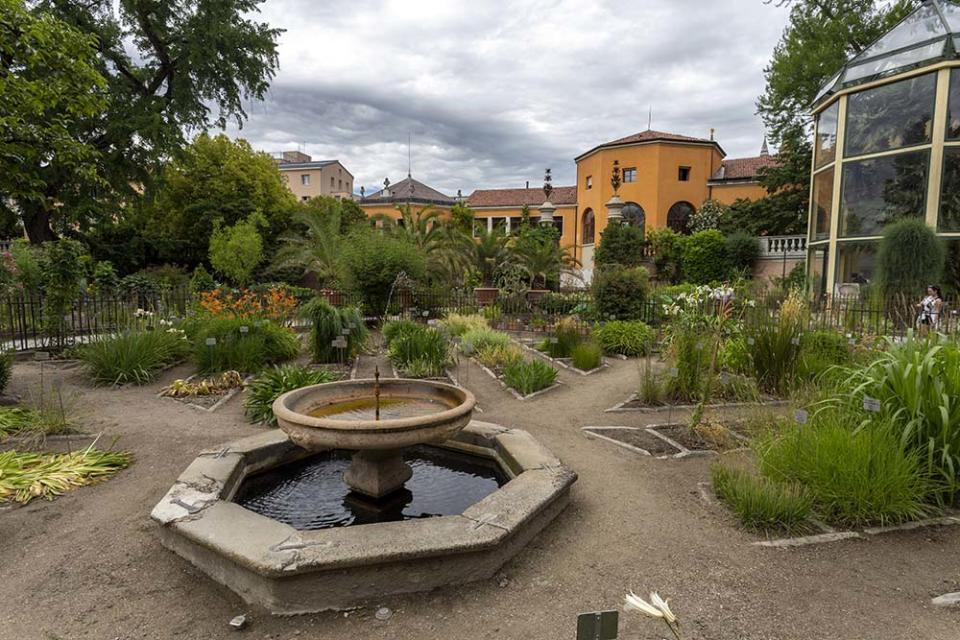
[759, 235, 806, 259]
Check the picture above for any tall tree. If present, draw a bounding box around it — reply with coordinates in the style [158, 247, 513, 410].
[0, 0, 107, 240]
[756, 0, 916, 229]
[148, 133, 296, 267]
[15, 0, 281, 243]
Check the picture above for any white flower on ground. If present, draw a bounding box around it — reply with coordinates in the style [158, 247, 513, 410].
[650, 592, 677, 624]
[624, 591, 664, 618]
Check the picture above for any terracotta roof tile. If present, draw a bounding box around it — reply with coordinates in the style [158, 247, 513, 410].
[604, 129, 715, 146]
[365, 176, 454, 203]
[710, 154, 779, 181]
[467, 186, 577, 207]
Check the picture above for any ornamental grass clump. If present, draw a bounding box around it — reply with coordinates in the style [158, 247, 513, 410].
[190, 317, 301, 373]
[461, 327, 512, 355]
[541, 316, 583, 358]
[387, 324, 451, 378]
[570, 341, 603, 371]
[711, 463, 813, 534]
[300, 297, 367, 363]
[474, 343, 524, 371]
[593, 320, 656, 357]
[79, 330, 190, 385]
[439, 313, 488, 337]
[503, 359, 557, 396]
[245, 365, 339, 426]
[0, 445, 131, 505]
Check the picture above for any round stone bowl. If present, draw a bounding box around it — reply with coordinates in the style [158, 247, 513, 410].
[272, 378, 476, 453]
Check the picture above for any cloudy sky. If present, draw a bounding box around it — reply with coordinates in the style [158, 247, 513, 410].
[224, 0, 792, 196]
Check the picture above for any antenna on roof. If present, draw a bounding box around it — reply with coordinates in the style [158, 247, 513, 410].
[647, 107, 652, 131]
[407, 132, 412, 179]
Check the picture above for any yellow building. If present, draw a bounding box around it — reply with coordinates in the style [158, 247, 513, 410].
[348, 129, 775, 276]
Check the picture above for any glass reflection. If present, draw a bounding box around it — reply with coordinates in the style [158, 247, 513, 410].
[815, 102, 839, 169]
[811, 170, 834, 240]
[840, 150, 929, 237]
[938, 147, 960, 231]
[844, 73, 936, 157]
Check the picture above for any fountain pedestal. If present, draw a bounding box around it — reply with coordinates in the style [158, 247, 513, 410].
[343, 449, 412, 498]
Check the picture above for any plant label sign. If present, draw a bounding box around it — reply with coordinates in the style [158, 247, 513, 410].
[695, 341, 704, 350]
[849, 338, 857, 346]
[341, 328, 351, 335]
[794, 409, 809, 425]
[719, 372, 729, 384]
[791, 337, 801, 346]
[863, 396, 882, 413]
[549, 337, 559, 344]
[205, 337, 217, 346]
[239, 325, 249, 334]
[669, 367, 679, 378]
[576, 610, 618, 640]
[747, 337, 755, 346]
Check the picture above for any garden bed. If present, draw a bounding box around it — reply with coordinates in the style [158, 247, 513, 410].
[157, 373, 250, 413]
[606, 392, 787, 413]
[470, 357, 563, 401]
[515, 339, 608, 376]
[583, 422, 748, 458]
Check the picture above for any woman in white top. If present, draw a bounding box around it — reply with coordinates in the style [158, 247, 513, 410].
[916, 285, 944, 335]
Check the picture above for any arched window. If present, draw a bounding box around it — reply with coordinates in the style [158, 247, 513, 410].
[667, 201, 695, 235]
[581, 208, 596, 244]
[622, 202, 646, 235]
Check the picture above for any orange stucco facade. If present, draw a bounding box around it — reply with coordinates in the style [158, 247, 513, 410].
[708, 182, 768, 205]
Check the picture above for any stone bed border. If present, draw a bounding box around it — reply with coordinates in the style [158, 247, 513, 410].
[695, 484, 960, 547]
[513, 339, 609, 376]
[604, 392, 789, 413]
[581, 423, 747, 459]
[151, 421, 577, 614]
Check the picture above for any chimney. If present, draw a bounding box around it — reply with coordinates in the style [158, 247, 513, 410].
[709, 128, 715, 141]
[526, 180, 530, 189]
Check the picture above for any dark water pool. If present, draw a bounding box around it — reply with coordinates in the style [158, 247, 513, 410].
[233, 446, 506, 530]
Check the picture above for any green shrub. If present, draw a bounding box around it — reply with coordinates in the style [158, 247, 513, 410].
[245, 365, 338, 426]
[439, 313, 488, 337]
[711, 463, 813, 533]
[503, 359, 557, 395]
[682, 230, 728, 284]
[191, 318, 300, 374]
[461, 327, 512, 354]
[719, 335, 751, 374]
[876, 217, 945, 301]
[647, 228, 687, 284]
[593, 223, 646, 268]
[543, 316, 582, 358]
[725, 232, 760, 275]
[592, 266, 650, 321]
[190, 264, 217, 293]
[755, 416, 938, 527]
[300, 297, 367, 363]
[0, 351, 11, 394]
[571, 341, 603, 371]
[799, 330, 850, 379]
[387, 325, 451, 377]
[835, 336, 960, 491]
[79, 330, 190, 385]
[593, 320, 655, 357]
[665, 327, 714, 402]
[342, 231, 427, 314]
[537, 292, 587, 315]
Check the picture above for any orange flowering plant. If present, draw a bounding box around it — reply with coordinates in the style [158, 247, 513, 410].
[197, 286, 298, 324]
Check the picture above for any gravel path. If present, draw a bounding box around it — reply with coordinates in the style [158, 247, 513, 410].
[0, 356, 958, 639]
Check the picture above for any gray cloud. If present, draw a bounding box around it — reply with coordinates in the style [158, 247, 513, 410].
[223, 0, 791, 195]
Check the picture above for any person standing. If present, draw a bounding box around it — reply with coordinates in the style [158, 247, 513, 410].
[916, 285, 944, 335]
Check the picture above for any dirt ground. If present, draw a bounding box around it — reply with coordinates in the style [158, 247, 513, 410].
[1, 354, 959, 640]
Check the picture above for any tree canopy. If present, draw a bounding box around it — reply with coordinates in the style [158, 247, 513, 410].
[9, 0, 281, 243]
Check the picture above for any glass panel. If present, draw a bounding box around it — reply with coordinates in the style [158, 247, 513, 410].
[666, 202, 693, 235]
[844, 73, 936, 157]
[811, 169, 834, 241]
[946, 69, 960, 139]
[853, 3, 944, 60]
[938, 147, 960, 230]
[814, 71, 841, 105]
[939, 0, 960, 32]
[815, 102, 839, 169]
[840, 150, 929, 238]
[835, 241, 878, 298]
[944, 240, 960, 297]
[808, 246, 829, 300]
[622, 202, 646, 231]
[841, 40, 944, 84]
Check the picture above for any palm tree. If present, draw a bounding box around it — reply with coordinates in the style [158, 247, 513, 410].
[379, 204, 476, 284]
[473, 227, 512, 287]
[272, 199, 348, 287]
[512, 237, 580, 289]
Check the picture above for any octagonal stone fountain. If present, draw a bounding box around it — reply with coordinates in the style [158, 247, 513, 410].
[151, 376, 576, 613]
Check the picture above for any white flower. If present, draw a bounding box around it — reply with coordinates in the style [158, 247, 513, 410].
[650, 592, 677, 624]
[624, 592, 663, 619]
[134, 308, 146, 318]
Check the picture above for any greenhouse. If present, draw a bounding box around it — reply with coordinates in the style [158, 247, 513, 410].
[810, 0, 960, 297]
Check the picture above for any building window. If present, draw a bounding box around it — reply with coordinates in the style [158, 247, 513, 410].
[844, 72, 935, 157]
[623, 168, 637, 183]
[330, 177, 335, 189]
[586, 175, 593, 189]
[301, 174, 310, 186]
[839, 149, 928, 237]
[339, 179, 343, 190]
[678, 166, 691, 182]
[581, 209, 595, 245]
[811, 170, 834, 241]
[815, 101, 839, 169]
[667, 202, 695, 235]
[301, 196, 310, 202]
[621, 202, 645, 234]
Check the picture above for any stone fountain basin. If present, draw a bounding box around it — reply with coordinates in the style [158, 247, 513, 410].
[273, 379, 476, 451]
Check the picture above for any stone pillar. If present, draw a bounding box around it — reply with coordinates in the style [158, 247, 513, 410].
[605, 194, 624, 225]
[538, 200, 556, 226]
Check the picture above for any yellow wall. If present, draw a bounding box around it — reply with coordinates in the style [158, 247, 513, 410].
[709, 182, 768, 205]
[574, 142, 723, 249]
